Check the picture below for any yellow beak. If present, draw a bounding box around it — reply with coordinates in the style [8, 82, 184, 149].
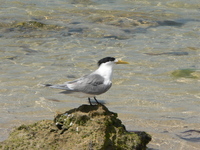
[116, 59, 129, 64]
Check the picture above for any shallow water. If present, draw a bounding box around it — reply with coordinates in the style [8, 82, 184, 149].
[0, 0, 200, 149]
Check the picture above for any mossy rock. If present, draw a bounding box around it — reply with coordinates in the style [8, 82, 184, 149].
[0, 104, 151, 150]
[14, 21, 60, 30]
[172, 69, 198, 78]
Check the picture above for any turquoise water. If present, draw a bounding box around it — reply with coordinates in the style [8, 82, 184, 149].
[0, 0, 200, 149]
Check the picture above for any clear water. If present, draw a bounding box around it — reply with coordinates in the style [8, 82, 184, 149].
[0, 0, 200, 149]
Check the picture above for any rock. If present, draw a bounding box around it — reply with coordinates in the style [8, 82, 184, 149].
[176, 130, 200, 142]
[14, 21, 59, 30]
[144, 51, 189, 56]
[0, 104, 151, 150]
[171, 69, 198, 78]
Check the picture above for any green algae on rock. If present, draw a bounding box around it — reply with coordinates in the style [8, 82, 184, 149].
[14, 21, 61, 30]
[171, 69, 198, 78]
[0, 104, 151, 150]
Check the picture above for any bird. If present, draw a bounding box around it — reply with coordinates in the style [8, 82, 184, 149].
[44, 57, 129, 105]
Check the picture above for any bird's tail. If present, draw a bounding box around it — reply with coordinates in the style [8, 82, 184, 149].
[43, 84, 52, 87]
[42, 83, 72, 90]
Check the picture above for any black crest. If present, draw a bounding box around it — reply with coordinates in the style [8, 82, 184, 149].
[98, 57, 116, 66]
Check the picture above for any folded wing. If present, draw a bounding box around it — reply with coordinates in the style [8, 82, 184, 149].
[72, 74, 112, 95]
[47, 74, 112, 95]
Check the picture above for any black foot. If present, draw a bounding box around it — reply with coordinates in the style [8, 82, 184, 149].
[94, 97, 101, 105]
[88, 97, 101, 105]
[88, 97, 92, 105]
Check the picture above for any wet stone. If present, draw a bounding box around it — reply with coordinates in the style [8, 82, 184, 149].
[171, 69, 199, 78]
[0, 104, 151, 150]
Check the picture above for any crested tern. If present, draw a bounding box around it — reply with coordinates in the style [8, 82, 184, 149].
[44, 57, 129, 105]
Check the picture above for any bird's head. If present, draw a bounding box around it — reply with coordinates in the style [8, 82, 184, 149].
[97, 57, 129, 67]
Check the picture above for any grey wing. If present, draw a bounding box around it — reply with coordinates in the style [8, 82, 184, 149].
[49, 76, 87, 91]
[72, 74, 112, 95]
[48, 83, 72, 90]
[48, 75, 90, 91]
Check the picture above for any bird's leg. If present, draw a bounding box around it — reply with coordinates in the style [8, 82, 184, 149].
[88, 97, 92, 105]
[94, 97, 100, 105]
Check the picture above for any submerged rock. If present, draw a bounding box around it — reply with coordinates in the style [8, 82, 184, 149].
[144, 51, 188, 56]
[171, 69, 198, 78]
[0, 104, 151, 150]
[14, 21, 58, 29]
[176, 130, 200, 142]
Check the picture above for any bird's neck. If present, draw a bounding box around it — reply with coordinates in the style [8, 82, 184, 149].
[95, 64, 113, 81]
